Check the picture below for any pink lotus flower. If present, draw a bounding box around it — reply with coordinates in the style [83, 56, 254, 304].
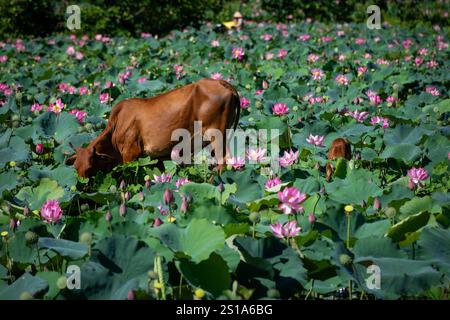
[30, 103, 43, 112]
[69, 109, 87, 123]
[175, 178, 190, 188]
[370, 116, 389, 128]
[307, 54, 319, 63]
[157, 205, 169, 216]
[227, 156, 245, 169]
[355, 38, 366, 45]
[255, 89, 264, 95]
[78, 86, 90, 95]
[246, 148, 267, 163]
[297, 34, 311, 41]
[232, 47, 245, 61]
[348, 110, 369, 122]
[427, 60, 438, 68]
[279, 149, 299, 168]
[265, 177, 282, 191]
[270, 220, 301, 239]
[357, 66, 367, 76]
[0, 55, 7, 63]
[118, 71, 132, 84]
[211, 72, 222, 80]
[211, 40, 220, 47]
[277, 49, 288, 58]
[137, 77, 147, 83]
[408, 167, 428, 185]
[48, 99, 65, 114]
[141, 32, 152, 38]
[425, 86, 440, 96]
[75, 51, 84, 60]
[152, 173, 172, 184]
[104, 81, 115, 89]
[40, 199, 62, 223]
[265, 52, 274, 60]
[335, 74, 349, 85]
[311, 68, 324, 80]
[261, 34, 273, 41]
[278, 187, 306, 214]
[66, 46, 75, 55]
[386, 96, 396, 104]
[240, 97, 250, 109]
[272, 103, 289, 116]
[306, 134, 324, 146]
[99, 93, 111, 104]
[366, 90, 382, 105]
[418, 48, 428, 56]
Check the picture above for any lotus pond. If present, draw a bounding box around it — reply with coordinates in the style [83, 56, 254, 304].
[0, 20, 449, 300]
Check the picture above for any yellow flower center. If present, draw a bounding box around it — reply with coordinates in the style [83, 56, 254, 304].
[344, 205, 354, 213]
[194, 288, 205, 298]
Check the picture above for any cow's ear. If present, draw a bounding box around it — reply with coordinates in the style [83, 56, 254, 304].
[66, 155, 77, 165]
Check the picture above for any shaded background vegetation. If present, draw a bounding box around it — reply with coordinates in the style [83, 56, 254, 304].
[0, 0, 448, 39]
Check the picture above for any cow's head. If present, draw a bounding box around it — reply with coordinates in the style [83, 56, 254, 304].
[65, 145, 117, 178]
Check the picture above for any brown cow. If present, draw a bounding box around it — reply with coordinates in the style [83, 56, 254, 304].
[325, 138, 352, 181]
[66, 78, 240, 177]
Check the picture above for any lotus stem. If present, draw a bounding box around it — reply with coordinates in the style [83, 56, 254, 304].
[156, 255, 166, 300]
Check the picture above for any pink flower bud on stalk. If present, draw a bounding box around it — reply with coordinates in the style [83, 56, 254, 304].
[308, 213, 316, 224]
[127, 290, 135, 300]
[105, 211, 112, 222]
[163, 188, 174, 205]
[119, 203, 126, 217]
[181, 195, 189, 213]
[373, 197, 380, 210]
[36, 143, 44, 154]
[153, 218, 162, 227]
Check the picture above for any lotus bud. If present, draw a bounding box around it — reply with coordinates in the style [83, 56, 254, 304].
[181, 195, 189, 213]
[408, 179, 415, 190]
[35, 143, 44, 154]
[145, 180, 151, 188]
[308, 212, 316, 224]
[163, 188, 174, 205]
[119, 203, 126, 217]
[23, 206, 29, 216]
[9, 219, 16, 231]
[217, 183, 224, 193]
[373, 197, 380, 210]
[153, 218, 162, 227]
[105, 210, 112, 222]
[314, 162, 320, 170]
[119, 179, 126, 191]
[138, 191, 144, 201]
[127, 290, 135, 300]
[124, 191, 130, 201]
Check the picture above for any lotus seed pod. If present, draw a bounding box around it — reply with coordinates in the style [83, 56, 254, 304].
[25, 231, 39, 245]
[19, 292, 33, 300]
[247, 107, 252, 113]
[80, 232, 92, 244]
[194, 288, 205, 299]
[148, 270, 158, 279]
[109, 185, 117, 193]
[11, 114, 20, 121]
[56, 276, 67, 289]
[84, 123, 93, 131]
[385, 207, 396, 218]
[245, 84, 251, 90]
[267, 288, 280, 298]
[249, 212, 260, 223]
[292, 106, 298, 111]
[144, 175, 151, 182]
[70, 185, 77, 192]
[80, 203, 89, 212]
[339, 254, 353, 266]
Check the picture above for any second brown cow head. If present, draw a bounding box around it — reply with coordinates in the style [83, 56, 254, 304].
[65, 145, 118, 178]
